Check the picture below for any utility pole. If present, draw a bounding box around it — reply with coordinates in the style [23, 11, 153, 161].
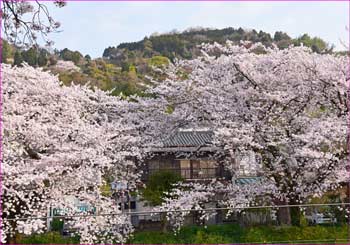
[121, 191, 125, 213]
[46, 205, 52, 231]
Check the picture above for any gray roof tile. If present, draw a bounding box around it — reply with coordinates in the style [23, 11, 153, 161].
[163, 131, 214, 147]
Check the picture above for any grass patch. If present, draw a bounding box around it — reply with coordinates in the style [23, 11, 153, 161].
[129, 223, 349, 244]
[16, 231, 79, 244]
[14, 224, 349, 244]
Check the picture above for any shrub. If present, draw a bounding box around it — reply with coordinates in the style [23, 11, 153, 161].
[130, 223, 348, 244]
[148, 56, 170, 67]
[141, 170, 183, 206]
[16, 232, 79, 244]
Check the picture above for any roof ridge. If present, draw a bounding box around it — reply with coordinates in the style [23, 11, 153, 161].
[163, 130, 214, 147]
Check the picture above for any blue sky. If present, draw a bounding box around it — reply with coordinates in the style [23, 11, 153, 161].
[46, 1, 349, 58]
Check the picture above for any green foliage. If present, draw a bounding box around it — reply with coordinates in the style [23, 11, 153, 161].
[309, 189, 348, 224]
[129, 64, 137, 74]
[111, 81, 141, 97]
[103, 28, 332, 74]
[242, 225, 344, 243]
[22, 47, 38, 66]
[129, 231, 178, 244]
[300, 214, 309, 227]
[150, 35, 186, 60]
[4, 28, 333, 101]
[130, 224, 349, 244]
[55, 58, 146, 97]
[16, 232, 79, 244]
[51, 218, 64, 232]
[84, 54, 91, 61]
[293, 34, 330, 53]
[148, 55, 170, 67]
[13, 47, 50, 67]
[59, 48, 83, 65]
[37, 49, 49, 67]
[13, 50, 24, 66]
[1, 39, 13, 63]
[274, 31, 291, 42]
[121, 62, 131, 72]
[176, 69, 190, 80]
[104, 27, 313, 63]
[258, 30, 272, 43]
[193, 230, 232, 243]
[165, 104, 175, 114]
[140, 170, 183, 206]
[58, 71, 91, 86]
[11, 224, 349, 244]
[4, 27, 334, 102]
[102, 46, 117, 57]
[143, 39, 153, 57]
[100, 182, 112, 197]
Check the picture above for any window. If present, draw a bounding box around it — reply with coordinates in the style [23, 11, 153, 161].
[180, 160, 190, 178]
[177, 159, 217, 179]
[124, 201, 136, 210]
[147, 158, 220, 180]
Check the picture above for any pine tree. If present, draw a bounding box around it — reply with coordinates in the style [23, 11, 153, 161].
[13, 50, 23, 67]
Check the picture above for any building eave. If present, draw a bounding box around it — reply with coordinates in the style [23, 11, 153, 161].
[149, 146, 223, 153]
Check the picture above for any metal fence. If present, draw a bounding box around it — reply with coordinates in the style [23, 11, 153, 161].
[3, 202, 350, 244]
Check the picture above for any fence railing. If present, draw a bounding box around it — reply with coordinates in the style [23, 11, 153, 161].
[143, 167, 230, 180]
[4, 203, 350, 244]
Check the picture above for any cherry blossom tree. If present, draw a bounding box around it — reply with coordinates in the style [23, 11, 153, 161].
[156, 179, 278, 232]
[150, 41, 349, 227]
[1, 63, 177, 243]
[2, 40, 348, 241]
[1, 0, 66, 47]
[54, 60, 80, 72]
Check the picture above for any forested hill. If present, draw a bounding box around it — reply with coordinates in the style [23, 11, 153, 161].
[1, 27, 336, 97]
[102, 27, 332, 63]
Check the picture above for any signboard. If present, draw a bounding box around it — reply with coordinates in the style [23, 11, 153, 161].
[52, 205, 96, 215]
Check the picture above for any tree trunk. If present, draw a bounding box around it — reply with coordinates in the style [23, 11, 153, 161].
[276, 199, 301, 226]
[161, 213, 167, 233]
[277, 200, 291, 225]
[290, 204, 301, 226]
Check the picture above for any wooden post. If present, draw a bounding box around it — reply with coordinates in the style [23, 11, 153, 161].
[46, 205, 52, 231]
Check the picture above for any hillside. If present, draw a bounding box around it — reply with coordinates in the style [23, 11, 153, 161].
[102, 27, 332, 63]
[1, 27, 334, 97]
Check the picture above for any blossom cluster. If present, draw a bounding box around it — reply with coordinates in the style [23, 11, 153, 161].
[149, 42, 349, 229]
[1, 64, 174, 243]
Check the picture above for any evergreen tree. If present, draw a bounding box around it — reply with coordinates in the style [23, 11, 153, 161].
[84, 54, 91, 61]
[273, 31, 291, 42]
[1, 40, 12, 64]
[22, 48, 38, 66]
[13, 50, 23, 67]
[37, 49, 48, 67]
[59, 48, 82, 65]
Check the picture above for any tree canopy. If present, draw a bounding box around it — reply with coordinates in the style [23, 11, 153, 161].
[150, 41, 349, 228]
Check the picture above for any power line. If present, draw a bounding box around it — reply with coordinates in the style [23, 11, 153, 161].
[3, 202, 350, 222]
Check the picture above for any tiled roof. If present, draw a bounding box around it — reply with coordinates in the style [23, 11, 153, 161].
[235, 177, 262, 185]
[163, 131, 214, 147]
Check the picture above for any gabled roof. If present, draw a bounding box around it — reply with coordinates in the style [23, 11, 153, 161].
[151, 130, 222, 153]
[163, 131, 214, 147]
